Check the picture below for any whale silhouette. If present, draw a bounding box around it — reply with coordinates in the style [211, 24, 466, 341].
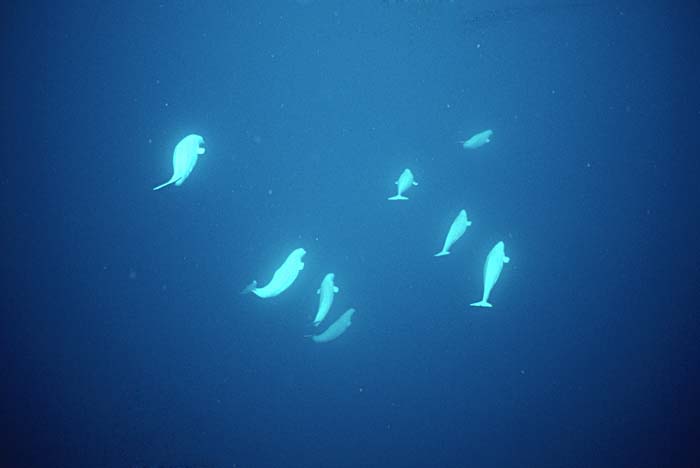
[313, 273, 340, 327]
[471, 241, 510, 307]
[153, 134, 205, 190]
[242, 248, 306, 299]
[388, 168, 418, 201]
[435, 209, 472, 257]
[311, 308, 356, 343]
[461, 130, 492, 149]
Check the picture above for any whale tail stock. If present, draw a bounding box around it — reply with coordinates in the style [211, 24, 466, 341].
[434, 251, 450, 257]
[388, 195, 408, 201]
[470, 300, 492, 308]
[240, 280, 257, 295]
[153, 177, 179, 191]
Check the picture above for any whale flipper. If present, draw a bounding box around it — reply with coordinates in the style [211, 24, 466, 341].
[470, 300, 492, 307]
[240, 280, 257, 295]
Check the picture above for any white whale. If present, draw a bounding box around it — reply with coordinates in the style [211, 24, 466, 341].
[461, 129, 492, 149]
[311, 308, 356, 343]
[153, 134, 206, 190]
[435, 209, 472, 257]
[313, 273, 339, 327]
[242, 248, 306, 299]
[388, 168, 418, 201]
[471, 241, 510, 307]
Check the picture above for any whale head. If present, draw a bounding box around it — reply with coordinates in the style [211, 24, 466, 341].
[193, 134, 206, 155]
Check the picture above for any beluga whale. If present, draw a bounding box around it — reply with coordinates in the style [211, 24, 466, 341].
[242, 248, 306, 299]
[313, 273, 339, 327]
[434, 209, 472, 257]
[471, 241, 510, 308]
[388, 168, 418, 201]
[153, 134, 206, 190]
[310, 308, 356, 343]
[460, 129, 492, 149]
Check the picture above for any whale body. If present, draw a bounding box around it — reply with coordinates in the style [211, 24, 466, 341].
[435, 209, 472, 257]
[471, 241, 510, 307]
[311, 308, 356, 343]
[242, 248, 306, 299]
[313, 273, 340, 326]
[388, 168, 418, 201]
[153, 134, 206, 190]
[461, 129, 492, 149]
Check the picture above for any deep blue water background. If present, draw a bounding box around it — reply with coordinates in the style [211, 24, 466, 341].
[2, 1, 699, 467]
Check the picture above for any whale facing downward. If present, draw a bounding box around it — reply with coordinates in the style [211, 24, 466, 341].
[471, 241, 510, 308]
[153, 134, 206, 190]
[311, 308, 356, 343]
[242, 248, 306, 299]
[313, 273, 339, 327]
[461, 129, 492, 149]
[388, 168, 418, 201]
[435, 209, 472, 257]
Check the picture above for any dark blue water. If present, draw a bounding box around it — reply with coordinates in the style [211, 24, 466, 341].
[3, 2, 699, 467]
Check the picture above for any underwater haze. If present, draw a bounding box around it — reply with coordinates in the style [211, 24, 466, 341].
[2, 1, 699, 467]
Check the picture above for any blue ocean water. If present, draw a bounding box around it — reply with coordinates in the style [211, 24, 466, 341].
[2, 1, 699, 467]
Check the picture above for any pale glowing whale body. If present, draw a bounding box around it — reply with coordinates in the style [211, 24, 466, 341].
[153, 134, 206, 190]
[313, 273, 340, 327]
[388, 168, 418, 201]
[471, 241, 510, 307]
[461, 129, 492, 149]
[311, 308, 356, 343]
[242, 248, 306, 299]
[434, 209, 472, 257]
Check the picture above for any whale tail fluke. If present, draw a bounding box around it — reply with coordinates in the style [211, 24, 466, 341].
[388, 195, 408, 201]
[470, 300, 492, 308]
[240, 280, 257, 295]
[153, 178, 178, 191]
[434, 251, 450, 257]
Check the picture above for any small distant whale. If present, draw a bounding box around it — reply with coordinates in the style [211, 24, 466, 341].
[153, 134, 206, 190]
[311, 308, 356, 343]
[242, 248, 306, 299]
[461, 129, 492, 149]
[313, 273, 339, 327]
[388, 168, 418, 201]
[435, 209, 472, 257]
[471, 241, 510, 307]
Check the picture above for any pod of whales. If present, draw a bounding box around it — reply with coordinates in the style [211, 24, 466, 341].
[311, 308, 356, 343]
[471, 241, 510, 307]
[153, 134, 206, 190]
[435, 209, 472, 257]
[461, 129, 492, 149]
[388, 168, 418, 200]
[242, 248, 306, 299]
[313, 273, 339, 327]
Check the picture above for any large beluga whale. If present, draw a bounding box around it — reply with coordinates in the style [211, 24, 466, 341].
[434, 209, 472, 257]
[310, 308, 356, 343]
[388, 168, 418, 201]
[460, 129, 492, 149]
[313, 273, 339, 327]
[471, 241, 510, 308]
[153, 134, 206, 191]
[242, 248, 306, 299]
